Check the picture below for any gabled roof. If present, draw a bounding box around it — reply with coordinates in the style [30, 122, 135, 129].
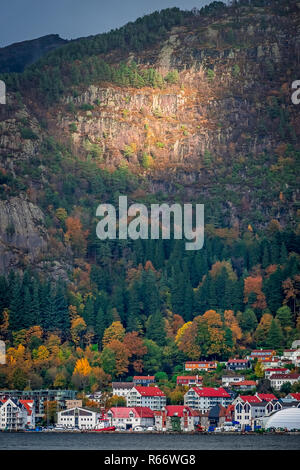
[256, 393, 277, 402]
[108, 406, 154, 418]
[192, 387, 231, 398]
[19, 400, 34, 415]
[134, 386, 165, 397]
[239, 395, 261, 403]
[232, 380, 256, 387]
[133, 407, 154, 418]
[112, 382, 133, 389]
[270, 374, 300, 380]
[163, 405, 194, 417]
[290, 393, 300, 401]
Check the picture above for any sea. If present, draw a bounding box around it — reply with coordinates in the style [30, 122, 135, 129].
[0, 432, 300, 450]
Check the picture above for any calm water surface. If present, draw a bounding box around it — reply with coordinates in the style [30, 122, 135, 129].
[0, 433, 300, 450]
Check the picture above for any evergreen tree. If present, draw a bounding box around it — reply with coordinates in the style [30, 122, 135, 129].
[146, 310, 166, 346]
[266, 319, 284, 349]
[9, 275, 23, 331]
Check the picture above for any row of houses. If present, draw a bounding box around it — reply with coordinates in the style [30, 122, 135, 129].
[184, 346, 300, 373]
[56, 392, 300, 432]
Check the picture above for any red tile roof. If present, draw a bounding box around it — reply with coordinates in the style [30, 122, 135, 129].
[239, 395, 261, 403]
[177, 376, 202, 381]
[256, 393, 276, 402]
[192, 387, 231, 398]
[108, 407, 154, 418]
[19, 400, 34, 415]
[270, 373, 300, 380]
[134, 386, 165, 397]
[232, 380, 256, 386]
[163, 406, 194, 417]
[290, 393, 300, 400]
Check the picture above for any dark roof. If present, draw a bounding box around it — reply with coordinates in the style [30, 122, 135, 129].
[112, 382, 133, 389]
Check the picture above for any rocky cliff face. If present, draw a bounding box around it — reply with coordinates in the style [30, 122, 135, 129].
[0, 196, 48, 272]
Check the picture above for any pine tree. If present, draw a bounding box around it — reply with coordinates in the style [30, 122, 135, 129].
[266, 319, 284, 349]
[9, 275, 23, 331]
[95, 307, 106, 346]
[146, 310, 166, 346]
[83, 295, 95, 327]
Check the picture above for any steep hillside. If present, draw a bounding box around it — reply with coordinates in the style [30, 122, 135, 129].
[0, 34, 68, 73]
[0, 0, 299, 275]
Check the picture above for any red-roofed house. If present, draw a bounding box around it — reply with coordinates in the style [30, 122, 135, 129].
[155, 406, 198, 432]
[19, 400, 35, 428]
[231, 380, 257, 391]
[233, 398, 281, 431]
[287, 393, 300, 401]
[237, 395, 262, 404]
[107, 407, 154, 429]
[249, 350, 276, 361]
[133, 376, 155, 386]
[256, 393, 277, 402]
[184, 387, 232, 412]
[185, 361, 217, 372]
[269, 373, 300, 390]
[264, 368, 290, 379]
[176, 375, 203, 387]
[127, 386, 166, 410]
[0, 398, 34, 430]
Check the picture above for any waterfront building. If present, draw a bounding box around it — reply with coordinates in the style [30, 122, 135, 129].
[0, 398, 34, 430]
[127, 386, 166, 410]
[57, 406, 99, 429]
[107, 407, 154, 429]
[155, 406, 198, 432]
[0, 389, 76, 417]
[184, 387, 232, 412]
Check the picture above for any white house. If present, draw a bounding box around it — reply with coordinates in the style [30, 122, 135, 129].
[112, 382, 133, 399]
[57, 406, 99, 429]
[264, 368, 290, 379]
[107, 407, 154, 429]
[127, 386, 166, 410]
[282, 349, 300, 367]
[184, 387, 232, 412]
[269, 373, 300, 390]
[0, 398, 32, 430]
[222, 375, 245, 387]
[19, 400, 35, 428]
[234, 399, 282, 430]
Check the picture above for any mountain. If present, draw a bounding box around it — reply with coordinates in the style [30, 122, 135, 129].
[0, 0, 299, 274]
[0, 34, 68, 73]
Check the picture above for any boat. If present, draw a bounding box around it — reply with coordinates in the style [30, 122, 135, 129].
[94, 426, 116, 432]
